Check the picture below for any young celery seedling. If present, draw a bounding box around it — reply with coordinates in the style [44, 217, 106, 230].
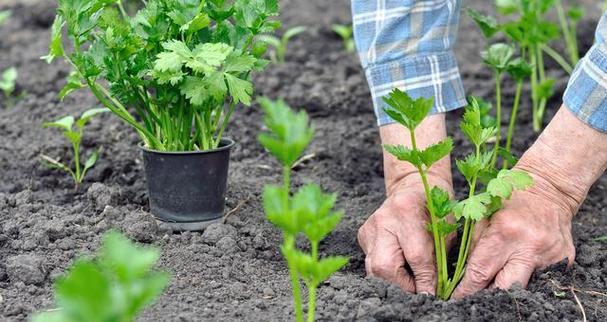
[32, 231, 170, 322]
[382, 90, 533, 299]
[481, 43, 513, 168]
[258, 26, 307, 64]
[41, 108, 109, 187]
[258, 97, 348, 322]
[554, 0, 583, 65]
[0, 67, 17, 99]
[331, 24, 355, 53]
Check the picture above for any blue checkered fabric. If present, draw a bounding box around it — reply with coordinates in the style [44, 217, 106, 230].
[351, 0, 466, 126]
[563, 11, 607, 133]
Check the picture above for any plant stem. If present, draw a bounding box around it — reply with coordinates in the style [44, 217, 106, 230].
[555, 0, 579, 65]
[409, 129, 445, 295]
[490, 74, 502, 168]
[530, 45, 539, 132]
[534, 45, 547, 132]
[307, 241, 319, 322]
[504, 80, 523, 169]
[542, 45, 573, 74]
[284, 235, 304, 322]
[213, 101, 236, 148]
[444, 144, 480, 298]
[73, 140, 81, 183]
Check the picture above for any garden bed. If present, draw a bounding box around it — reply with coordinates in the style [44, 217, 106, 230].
[0, 0, 605, 321]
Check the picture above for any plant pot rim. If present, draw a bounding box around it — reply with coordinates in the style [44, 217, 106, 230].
[138, 138, 235, 155]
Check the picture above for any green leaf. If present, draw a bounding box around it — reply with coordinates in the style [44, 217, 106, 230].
[0, 67, 17, 96]
[82, 150, 99, 176]
[313, 256, 349, 283]
[461, 97, 497, 146]
[419, 137, 453, 168]
[224, 54, 257, 73]
[481, 43, 514, 72]
[76, 107, 109, 129]
[224, 73, 252, 105]
[456, 154, 481, 184]
[594, 235, 607, 242]
[487, 177, 513, 199]
[181, 13, 211, 33]
[180, 76, 208, 106]
[193, 42, 234, 68]
[432, 220, 458, 237]
[453, 192, 492, 221]
[498, 169, 533, 189]
[206, 71, 228, 101]
[283, 26, 307, 42]
[41, 154, 73, 177]
[466, 8, 499, 39]
[291, 184, 343, 243]
[495, 0, 519, 15]
[154, 51, 184, 72]
[100, 231, 161, 281]
[56, 260, 112, 321]
[498, 147, 518, 166]
[534, 78, 555, 100]
[258, 97, 314, 167]
[506, 57, 533, 81]
[58, 71, 85, 100]
[567, 6, 584, 23]
[383, 144, 421, 167]
[382, 88, 434, 130]
[331, 24, 352, 39]
[263, 185, 298, 234]
[43, 115, 75, 132]
[430, 187, 455, 218]
[42, 15, 65, 63]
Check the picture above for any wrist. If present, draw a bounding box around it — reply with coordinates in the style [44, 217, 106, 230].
[379, 114, 453, 196]
[515, 107, 607, 216]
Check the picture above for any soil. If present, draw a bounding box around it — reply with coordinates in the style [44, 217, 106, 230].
[0, 1, 606, 321]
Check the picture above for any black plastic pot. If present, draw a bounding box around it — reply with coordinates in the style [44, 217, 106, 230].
[140, 139, 235, 231]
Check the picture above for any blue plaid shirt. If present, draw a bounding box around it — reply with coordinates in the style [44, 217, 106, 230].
[352, 0, 607, 133]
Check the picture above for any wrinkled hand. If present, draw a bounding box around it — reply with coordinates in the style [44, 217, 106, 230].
[358, 175, 453, 294]
[452, 165, 577, 299]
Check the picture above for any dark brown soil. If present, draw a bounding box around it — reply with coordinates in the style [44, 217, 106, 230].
[0, 1, 606, 321]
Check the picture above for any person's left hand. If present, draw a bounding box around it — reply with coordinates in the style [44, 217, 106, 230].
[451, 168, 576, 299]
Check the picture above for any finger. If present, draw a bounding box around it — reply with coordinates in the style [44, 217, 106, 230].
[492, 258, 535, 290]
[366, 232, 416, 293]
[357, 218, 377, 254]
[451, 233, 508, 299]
[397, 226, 437, 295]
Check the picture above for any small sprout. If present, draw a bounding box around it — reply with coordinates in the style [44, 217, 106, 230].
[258, 26, 307, 63]
[31, 231, 170, 322]
[259, 97, 348, 322]
[0, 67, 17, 99]
[481, 43, 514, 73]
[332, 24, 355, 53]
[466, 8, 499, 39]
[42, 108, 109, 187]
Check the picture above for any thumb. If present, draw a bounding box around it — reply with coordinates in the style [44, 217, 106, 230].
[492, 257, 535, 290]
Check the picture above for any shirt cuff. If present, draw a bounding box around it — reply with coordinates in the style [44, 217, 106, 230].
[364, 51, 467, 126]
[563, 43, 607, 133]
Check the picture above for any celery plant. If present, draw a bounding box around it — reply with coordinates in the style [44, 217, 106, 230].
[382, 90, 533, 299]
[32, 231, 170, 322]
[41, 108, 109, 186]
[0, 67, 17, 99]
[259, 97, 348, 322]
[258, 26, 307, 63]
[45, 0, 280, 152]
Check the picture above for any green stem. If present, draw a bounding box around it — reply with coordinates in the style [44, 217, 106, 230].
[73, 140, 81, 183]
[555, 0, 579, 65]
[285, 234, 304, 322]
[307, 241, 319, 322]
[409, 129, 445, 295]
[490, 74, 502, 168]
[542, 45, 573, 74]
[529, 45, 539, 132]
[504, 80, 523, 169]
[534, 44, 547, 132]
[443, 144, 480, 298]
[213, 101, 237, 148]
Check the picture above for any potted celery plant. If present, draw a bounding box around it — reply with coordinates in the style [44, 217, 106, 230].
[45, 0, 279, 230]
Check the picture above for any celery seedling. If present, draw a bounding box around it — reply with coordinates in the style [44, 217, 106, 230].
[45, 0, 280, 152]
[481, 43, 513, 168]
[259, 97, 348, 322]
[555, 0, 583, 65]
[32, 231, 170, 322]
[258, 26, 307, 63]
[382, 90, 533, 299]
[0, 67, 17, 99]
[41, 108, 109, 186]
[331, 24, 355, 53]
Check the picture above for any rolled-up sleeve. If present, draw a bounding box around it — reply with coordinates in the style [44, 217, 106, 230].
[351, 0, 467, 126]
[563, 12, 607, 133]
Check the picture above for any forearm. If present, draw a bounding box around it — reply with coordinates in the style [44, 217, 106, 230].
[380, 114, 452, 196]
[515, 107, 607, 215]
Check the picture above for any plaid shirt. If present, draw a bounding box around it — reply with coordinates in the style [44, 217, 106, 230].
[353, 0, 607, 133]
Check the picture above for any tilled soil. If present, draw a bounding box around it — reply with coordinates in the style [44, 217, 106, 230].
[0, 1, 606, 321]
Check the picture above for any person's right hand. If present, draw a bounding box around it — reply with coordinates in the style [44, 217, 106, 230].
[358, 174, 453, 294]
